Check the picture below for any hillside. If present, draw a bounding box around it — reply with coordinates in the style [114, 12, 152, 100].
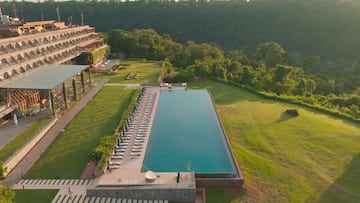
[190, 80, 360, 202]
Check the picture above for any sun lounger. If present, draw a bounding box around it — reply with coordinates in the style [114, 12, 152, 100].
[111, 155, 123, 159]
[116, 149, 127, 152]
[136, 137, 145, 140]
[115, 145, 127, 149]
[108, 165, 120, 169]
[109, 161, 122, 165]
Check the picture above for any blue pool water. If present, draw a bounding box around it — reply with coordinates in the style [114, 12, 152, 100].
[142, 90, 236, 175]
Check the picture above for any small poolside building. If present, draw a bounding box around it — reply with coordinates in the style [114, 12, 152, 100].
[0, 64, 90, 120]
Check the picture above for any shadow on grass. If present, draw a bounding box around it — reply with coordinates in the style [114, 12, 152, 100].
[274, 111, 298, 123]
[317, 153, 360, 203]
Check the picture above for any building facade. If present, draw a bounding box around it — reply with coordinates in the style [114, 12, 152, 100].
[0, 17, 106, 119]
[0, 20, 105, 82]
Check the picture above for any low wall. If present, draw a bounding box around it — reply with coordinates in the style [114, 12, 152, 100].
[87, 187, 196, 202]
[196, 177, 244, 188]
[3, 117, 58, 177]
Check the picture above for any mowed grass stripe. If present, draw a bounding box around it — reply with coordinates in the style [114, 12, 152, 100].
[25, 86, 134, 179]
[190, 80, 360, 203]
[108, 60, 161, 84]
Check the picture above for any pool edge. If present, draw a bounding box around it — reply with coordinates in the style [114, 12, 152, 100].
[199, 90, 244, 187]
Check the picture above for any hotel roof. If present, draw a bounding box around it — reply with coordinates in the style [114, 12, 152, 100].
[0, 64, 88, 90]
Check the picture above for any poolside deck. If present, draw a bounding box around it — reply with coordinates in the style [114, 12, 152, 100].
[94, 87, 195, 189]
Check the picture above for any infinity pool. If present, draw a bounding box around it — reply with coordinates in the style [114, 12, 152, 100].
[142, 90, 236, 175]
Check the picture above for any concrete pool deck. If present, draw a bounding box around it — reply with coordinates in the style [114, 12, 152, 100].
[95, 87, 195, 188]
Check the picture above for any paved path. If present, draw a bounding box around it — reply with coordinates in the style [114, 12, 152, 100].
[13, 179, 94, 190]
[12, 178, 168, 203]
[2, 79, 108, 186]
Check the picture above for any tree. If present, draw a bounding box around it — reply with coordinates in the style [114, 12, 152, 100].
[0, 184, 15, 203]
[240, 66, 254, 85]
[81, 71, 86, 93]
[189, 59, 212, 78]
[108, 29, 136, 57]
[226, 50, 250, 65]
[72, 79, 77, 101]
[184, 41, 224, 66]
[62, 83, 68, 109]
[88, 68, 92, 88]
[256, 41, 286, 67]
[212, 63, 227, 80]
[50, 91, 55, 116]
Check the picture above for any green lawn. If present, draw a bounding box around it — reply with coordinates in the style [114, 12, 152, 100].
[0, 118, 50, 162]
[108, 60, 161, 84]
[190, 80, 360, 203]
[25, 86, 134, 179]
[14, 190, 58, 203]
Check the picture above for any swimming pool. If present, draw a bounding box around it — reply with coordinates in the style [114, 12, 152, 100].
[142, 90, 236, 175]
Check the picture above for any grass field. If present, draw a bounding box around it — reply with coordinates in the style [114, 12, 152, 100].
[0, 118, 50, 162]
[108, 60, 161, 84]
[24, 86, 134, 179]
[190, 80, 360, 203]
[14, 190, 58, 203]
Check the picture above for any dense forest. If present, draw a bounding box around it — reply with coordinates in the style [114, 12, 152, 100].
[108, 28, 360, 120]
[0, 0, 359, 118]
[1, 0, 360, 61]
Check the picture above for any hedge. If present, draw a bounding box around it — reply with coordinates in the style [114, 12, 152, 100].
[96, 88, 143, 170]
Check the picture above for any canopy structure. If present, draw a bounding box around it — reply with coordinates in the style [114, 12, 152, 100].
[0, 65, 88, 90]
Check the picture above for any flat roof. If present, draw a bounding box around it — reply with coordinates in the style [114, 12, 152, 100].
[0, 65, 88, 90]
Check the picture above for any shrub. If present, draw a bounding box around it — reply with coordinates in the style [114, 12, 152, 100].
[285, 109, 299, 116]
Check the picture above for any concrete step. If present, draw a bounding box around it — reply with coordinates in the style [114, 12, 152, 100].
[52, 194, 169, 203]
[15, 178, 94, 187]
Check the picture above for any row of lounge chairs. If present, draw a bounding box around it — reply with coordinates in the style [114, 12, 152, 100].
[107, 89, 157, 169]
[127, 91, 156, 158]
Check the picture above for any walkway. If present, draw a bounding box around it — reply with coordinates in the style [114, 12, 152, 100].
[3, 78, 108, 186]
[12, 178, 169, 203]
[98, 87, 159, 185]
